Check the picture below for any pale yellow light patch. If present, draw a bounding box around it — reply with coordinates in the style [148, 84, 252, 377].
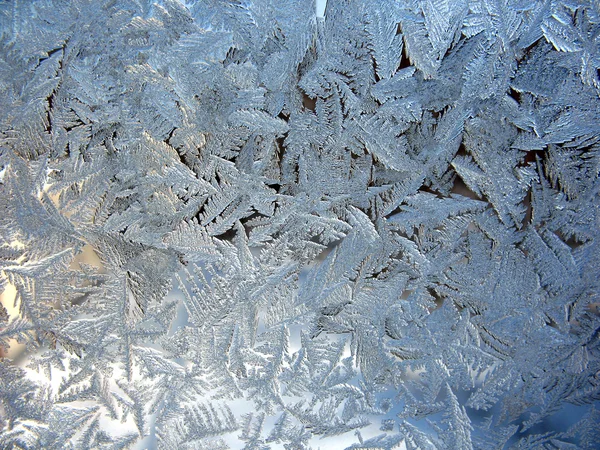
[0, 282, 25, 358]
[1, 282, 18, 319]
[9, 239, 25, 250]
[69, 243, 106, 273]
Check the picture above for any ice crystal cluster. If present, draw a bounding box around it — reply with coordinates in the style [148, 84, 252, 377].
[1, 0, 600, 448]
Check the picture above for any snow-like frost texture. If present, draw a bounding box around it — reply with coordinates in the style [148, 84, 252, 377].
[1, 0, 599, 448]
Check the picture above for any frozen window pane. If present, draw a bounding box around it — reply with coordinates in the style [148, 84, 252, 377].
[0, 0, 599, 448]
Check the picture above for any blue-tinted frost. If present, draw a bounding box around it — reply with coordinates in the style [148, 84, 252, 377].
[0, 0, 599, 449]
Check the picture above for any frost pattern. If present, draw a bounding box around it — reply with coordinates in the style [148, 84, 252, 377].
[1, 0, 599, 448]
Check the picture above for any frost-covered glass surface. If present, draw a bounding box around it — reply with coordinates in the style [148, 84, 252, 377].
[1, 0, 599, 448]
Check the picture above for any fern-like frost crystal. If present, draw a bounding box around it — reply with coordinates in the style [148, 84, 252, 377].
[1, 0, 599, 448]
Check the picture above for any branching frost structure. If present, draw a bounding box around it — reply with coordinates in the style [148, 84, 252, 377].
[0, 0, 599, 448]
